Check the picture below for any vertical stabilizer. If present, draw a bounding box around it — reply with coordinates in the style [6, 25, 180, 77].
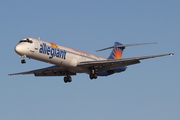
[108, 42, 125, 59]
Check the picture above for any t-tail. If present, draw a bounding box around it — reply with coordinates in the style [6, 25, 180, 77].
[108, 42, 125, 59]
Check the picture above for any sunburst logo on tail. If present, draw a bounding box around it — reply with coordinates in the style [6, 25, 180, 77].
[112, 47, 123, 59]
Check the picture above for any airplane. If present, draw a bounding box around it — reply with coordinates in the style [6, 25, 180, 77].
[8, 37, 174, 83]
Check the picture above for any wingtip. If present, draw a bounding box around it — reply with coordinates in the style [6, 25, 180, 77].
[169, 53, 174, 56]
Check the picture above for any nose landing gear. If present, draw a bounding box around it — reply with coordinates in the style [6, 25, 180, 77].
[21, 59, 26, 64]
[20, 55, 26, 64]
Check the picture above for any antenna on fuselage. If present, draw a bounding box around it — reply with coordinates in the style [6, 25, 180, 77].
[38, 37, 40, 40]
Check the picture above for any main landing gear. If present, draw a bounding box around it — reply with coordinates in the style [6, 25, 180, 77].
[90, 73, 97, 79]
[64, 76, 72, 83]
[89, 68, 98, 80]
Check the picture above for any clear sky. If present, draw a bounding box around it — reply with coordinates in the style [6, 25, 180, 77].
[0, 0, 179, 120]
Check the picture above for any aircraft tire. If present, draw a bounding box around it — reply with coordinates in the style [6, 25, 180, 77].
[93, 74, 97, 79]
[68, 76, 72, 82]
[89, 74, 98, 79]
[21, 59, 26, 64]
[64, 77, 68, 83]
[90, 74, 94, 80]
[64, 76, 72, 83]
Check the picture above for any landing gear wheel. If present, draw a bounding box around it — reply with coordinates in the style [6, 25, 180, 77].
[89, 73, 98, 80]
[93, 74, 97, 79]
[90, 74, 94, 80]
[67, 76, 72, 82]
[89, 68, 98, 80]
[64, 76, 72, 83]
[21, 59, 26, 64]
[64, 77, 68, 83]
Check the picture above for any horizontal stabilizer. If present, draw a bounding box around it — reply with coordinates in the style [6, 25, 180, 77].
[96, 42, 157, 52]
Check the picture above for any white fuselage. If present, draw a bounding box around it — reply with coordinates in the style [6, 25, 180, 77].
[15, 38, 107, 74]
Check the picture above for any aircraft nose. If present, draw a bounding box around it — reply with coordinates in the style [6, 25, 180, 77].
[15, 44, 23, 55]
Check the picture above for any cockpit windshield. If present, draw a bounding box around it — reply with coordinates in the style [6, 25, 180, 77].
[19, 38, 33, 43]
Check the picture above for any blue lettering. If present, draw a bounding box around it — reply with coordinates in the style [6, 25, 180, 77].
[43, 43, 47, 54]
[61, 51, 66, 59]
[56, 49, 60, 57]
[59, 50, 62, 58]
[49, 48, 54, 59]
[63, 51, 66, 59]
[54, 49, 57, 57]
[39, 43, 66, 60]
[39, 45, 43, 53]
[47, 47, 50, 55]
[60, 51, 64, 59]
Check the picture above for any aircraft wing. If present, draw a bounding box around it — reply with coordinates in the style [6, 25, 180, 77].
[8, 65, 76, 76]
[78, 53, 174, 71]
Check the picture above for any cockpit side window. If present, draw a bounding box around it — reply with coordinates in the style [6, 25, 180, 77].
[19, 38, 33, 43]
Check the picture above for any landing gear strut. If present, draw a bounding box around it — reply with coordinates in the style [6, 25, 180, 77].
[64, 76, 72, 83]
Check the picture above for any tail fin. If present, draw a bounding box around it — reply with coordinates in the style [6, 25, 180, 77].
[108, 42, 125, 59]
